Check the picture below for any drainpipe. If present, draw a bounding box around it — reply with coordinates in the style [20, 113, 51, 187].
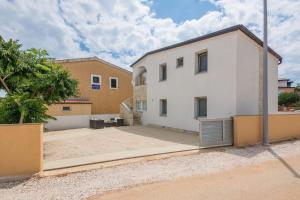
[263, 0, 269, 145]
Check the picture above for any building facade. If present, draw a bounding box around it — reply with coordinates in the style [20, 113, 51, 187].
[131, 25, 281, 132]
[46, 57, 132, 130]
[278, 78, 294, 94]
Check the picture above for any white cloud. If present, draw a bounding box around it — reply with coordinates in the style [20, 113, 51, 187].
[0, 0, 299, 82]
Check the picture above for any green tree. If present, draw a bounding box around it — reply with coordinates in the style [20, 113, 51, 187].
[278, 92, 299, 106]
[0, 36, 78, 124]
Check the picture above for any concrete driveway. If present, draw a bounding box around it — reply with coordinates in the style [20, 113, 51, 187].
[44, 126, 200, 170]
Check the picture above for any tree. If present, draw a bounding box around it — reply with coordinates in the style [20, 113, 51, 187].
[0, 36, 78, 124]
[278, 92, 299, 106]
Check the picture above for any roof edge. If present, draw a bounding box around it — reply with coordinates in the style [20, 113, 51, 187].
[56, 56, 132, 74]
[130, 24, 282, 67]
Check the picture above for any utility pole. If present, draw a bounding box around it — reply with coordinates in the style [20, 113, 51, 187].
[263, 0, 269, 145]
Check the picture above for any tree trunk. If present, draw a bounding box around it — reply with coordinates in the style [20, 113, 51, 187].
[0, 77, 10, 93]
[19, 111, 24, 124]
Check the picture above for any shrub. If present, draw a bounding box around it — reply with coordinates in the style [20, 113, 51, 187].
[278, 92, 299, 106]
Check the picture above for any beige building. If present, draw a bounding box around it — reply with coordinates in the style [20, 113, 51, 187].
[46, 57, 132, 130]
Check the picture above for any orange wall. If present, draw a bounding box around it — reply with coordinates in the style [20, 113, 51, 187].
[0, 124, 43, 177]
[53, 59, 133, 115]
[47, 103, 91, 116]
[234, 114, 300, 146]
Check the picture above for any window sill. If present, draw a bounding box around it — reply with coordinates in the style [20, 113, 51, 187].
[159, 80, 167, 82]
[194, 71, 208, 75]
[110, 87, 118, 89]
[196, 116, 207, 120]
[160, 114, 167, 117]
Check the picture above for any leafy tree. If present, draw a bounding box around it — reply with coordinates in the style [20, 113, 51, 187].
[0, 36, 78, 124]
[278, 92, 299, 106]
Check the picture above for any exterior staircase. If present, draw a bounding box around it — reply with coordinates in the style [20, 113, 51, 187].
[120, 97, 143, 126]
[120, 97, 135, 126]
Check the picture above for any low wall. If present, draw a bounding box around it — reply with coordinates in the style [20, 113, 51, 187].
[0, 123, 43, 177]
[47, 103, 92, 116]
[45, 114, 119, 131]
[234, 114, 300, 146]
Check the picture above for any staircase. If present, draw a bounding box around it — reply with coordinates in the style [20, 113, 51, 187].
[120, 97, 133, 126]
[120, 97, 143, 126]
[133, 113, 141, 125]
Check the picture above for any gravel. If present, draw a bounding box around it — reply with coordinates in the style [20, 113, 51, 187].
[1, 139, 300, 200]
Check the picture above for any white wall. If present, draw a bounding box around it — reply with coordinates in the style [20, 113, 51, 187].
[278, 80, 287, 87]
[135, 32, 238, 132]
[236, 30, 279, 115]
[236, 31, 261, 115]
[44, 114, 119, 131]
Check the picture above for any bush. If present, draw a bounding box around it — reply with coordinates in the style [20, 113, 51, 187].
[294, 101, 300, 110]
[278, 93, 299, 106]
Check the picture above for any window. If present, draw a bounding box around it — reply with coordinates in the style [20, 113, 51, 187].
[136, 100, 147, 112]
[196, 52, 208, 73]
[91, 74, 101, 90]
[195, 97, 207, 118]
[176, 57, 184, 68]
[159, 63, 167, 81]
[160, 99, 167, 116]
[62, 106, 71, 111]
[109, 77, 118, 89]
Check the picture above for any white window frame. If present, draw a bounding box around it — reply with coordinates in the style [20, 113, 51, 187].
[159, 99, 167, 116]
[159, 63, 167, 81]
[195, 50, 208, 74]
[194, 96, 207, 118]
[91, 74, 101, 85]
[109, 77, 119, 89]
[136, 100, 147, 112]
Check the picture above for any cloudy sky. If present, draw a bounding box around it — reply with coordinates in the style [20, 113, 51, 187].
[0, 0, 300, 84]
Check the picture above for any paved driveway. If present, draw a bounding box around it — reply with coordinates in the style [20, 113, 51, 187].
[44, 126, 200, 170]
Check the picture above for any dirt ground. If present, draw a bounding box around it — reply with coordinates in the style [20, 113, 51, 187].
[44, 126, 199, 161]
[90, 155, 300, 200]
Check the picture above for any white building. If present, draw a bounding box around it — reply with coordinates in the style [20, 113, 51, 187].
[130, 25, 282, 132]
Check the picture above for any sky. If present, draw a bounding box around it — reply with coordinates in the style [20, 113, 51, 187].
[0, 0, 300, 87]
